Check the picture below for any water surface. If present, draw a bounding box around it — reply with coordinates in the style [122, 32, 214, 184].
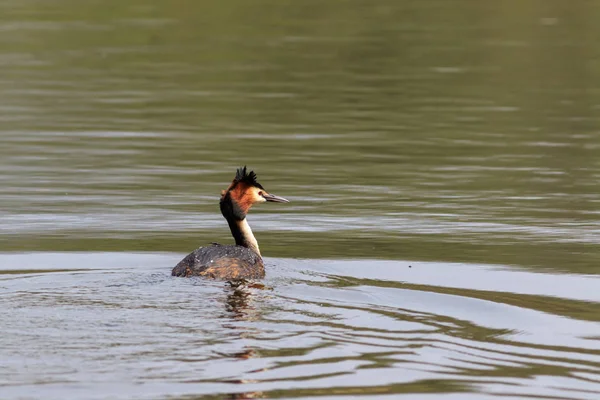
[1, 0, 600, 399]
[2, 253, 600, 399]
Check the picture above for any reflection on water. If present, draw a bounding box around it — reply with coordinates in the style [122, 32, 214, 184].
[0, 0, 599, 273]
[1, 0, 600, 399]
[1, 253, 599, 400]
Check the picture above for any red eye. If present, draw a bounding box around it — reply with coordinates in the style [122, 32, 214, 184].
[258, 191, 263, 197]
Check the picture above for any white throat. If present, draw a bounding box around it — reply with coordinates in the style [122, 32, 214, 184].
[237, 218, 260, 256]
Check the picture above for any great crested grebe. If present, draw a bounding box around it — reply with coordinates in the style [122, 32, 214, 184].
[172, 166, 289, 279]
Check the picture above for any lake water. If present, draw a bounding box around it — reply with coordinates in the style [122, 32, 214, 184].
[1, 1, 599, 399]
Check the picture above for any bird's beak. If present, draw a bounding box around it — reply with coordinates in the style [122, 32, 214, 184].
[262, 192, 290, 203]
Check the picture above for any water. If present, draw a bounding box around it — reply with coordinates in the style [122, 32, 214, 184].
[1, 1, 600, 399]
[2, 254, 599, 399]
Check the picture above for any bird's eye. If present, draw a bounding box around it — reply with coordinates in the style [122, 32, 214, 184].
[258, 191, 263, 197]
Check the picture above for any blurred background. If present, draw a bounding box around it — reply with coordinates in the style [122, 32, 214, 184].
[1, 0, 599, 271]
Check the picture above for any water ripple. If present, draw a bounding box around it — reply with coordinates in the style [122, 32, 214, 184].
[1, 253, 599, 399]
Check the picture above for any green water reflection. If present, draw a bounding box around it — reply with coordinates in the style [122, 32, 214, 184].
[1, 0, 599, 273]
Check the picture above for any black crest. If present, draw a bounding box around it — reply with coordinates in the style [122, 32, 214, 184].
[234, 166, 264, 189]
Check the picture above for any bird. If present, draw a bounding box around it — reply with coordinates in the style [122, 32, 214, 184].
[172, 166, 289, 279]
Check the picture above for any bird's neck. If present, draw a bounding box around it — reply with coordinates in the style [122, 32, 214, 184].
[226, 217, 261, 256]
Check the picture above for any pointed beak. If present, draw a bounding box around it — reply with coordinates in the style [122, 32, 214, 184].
[262, 193, 289, 203]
